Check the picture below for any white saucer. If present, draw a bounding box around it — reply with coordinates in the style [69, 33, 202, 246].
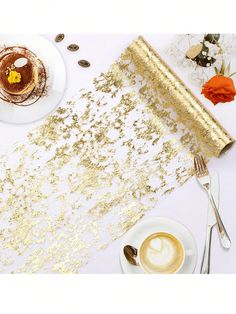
[120, 217, 197, 274]
[0, 34, 66, 124]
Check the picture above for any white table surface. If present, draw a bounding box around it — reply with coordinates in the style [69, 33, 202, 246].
[0, 34, 236, 274]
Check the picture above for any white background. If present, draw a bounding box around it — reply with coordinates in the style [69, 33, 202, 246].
[1, 0, 236, 313]
[2, 34, 235, 274]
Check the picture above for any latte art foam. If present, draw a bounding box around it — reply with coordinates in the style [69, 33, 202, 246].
[139, 233, 184, 274]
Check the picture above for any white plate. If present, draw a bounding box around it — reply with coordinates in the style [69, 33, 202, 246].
[120, 217, 197, 274]
[0, 34, 66, 124]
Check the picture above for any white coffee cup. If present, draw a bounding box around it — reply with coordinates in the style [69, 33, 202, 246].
[137, 232, 187, 274]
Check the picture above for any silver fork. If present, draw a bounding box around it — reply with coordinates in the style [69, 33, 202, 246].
[194, 155, 231, 249]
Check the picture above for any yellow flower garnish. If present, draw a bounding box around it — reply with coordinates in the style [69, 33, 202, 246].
[7, 70, 21, 84]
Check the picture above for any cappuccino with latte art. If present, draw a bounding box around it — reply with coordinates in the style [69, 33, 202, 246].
[139, 232, 185, 274]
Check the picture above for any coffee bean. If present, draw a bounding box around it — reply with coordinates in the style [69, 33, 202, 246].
[78, 60, 90, 68]
[55, 33, 65, 43]
[67, 44, 79, 52]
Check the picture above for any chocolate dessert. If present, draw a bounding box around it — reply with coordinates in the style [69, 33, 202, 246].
[0, 46, 46, 106]
[0, 52, 38, 95]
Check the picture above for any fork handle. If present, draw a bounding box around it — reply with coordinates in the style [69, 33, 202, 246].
[201, 225, 213, 274]
[208, 191, 231, 249]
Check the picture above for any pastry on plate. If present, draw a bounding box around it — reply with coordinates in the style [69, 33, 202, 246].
[0, 46, 46, 106]
[0, 51, 38, 95]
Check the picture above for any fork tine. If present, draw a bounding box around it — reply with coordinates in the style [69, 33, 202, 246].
[194, 155, 200, 175]
[201, 155, 208, 174]
[195, 155, 204, 176]
[196, 155, 203, 174]
[200, 155, 207, 172]
[194, 156, 197, 172]
[195, 155, 208, 176]
[195, 155, 200, 173]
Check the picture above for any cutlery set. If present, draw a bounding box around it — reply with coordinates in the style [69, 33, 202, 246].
[194, 155, 231, 274]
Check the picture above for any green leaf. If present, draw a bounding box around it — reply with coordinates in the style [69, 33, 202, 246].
[220, 60, 225, 75]
[225, 63, 231, 76]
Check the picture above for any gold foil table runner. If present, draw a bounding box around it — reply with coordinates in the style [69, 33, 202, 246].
[0, 36, 234, 273]
[125, 36, 234, 156]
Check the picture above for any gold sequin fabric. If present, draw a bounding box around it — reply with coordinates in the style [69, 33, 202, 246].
[0, 36, 234, 273]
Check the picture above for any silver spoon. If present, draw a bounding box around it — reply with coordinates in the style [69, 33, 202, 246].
[123, 245, 138, 266]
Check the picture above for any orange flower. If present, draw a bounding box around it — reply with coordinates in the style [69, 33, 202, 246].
[201, 74, 236, 105]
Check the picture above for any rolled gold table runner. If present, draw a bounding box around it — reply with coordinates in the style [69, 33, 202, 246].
[0, 36, 234, 273]
[123, 36, 234, 157]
